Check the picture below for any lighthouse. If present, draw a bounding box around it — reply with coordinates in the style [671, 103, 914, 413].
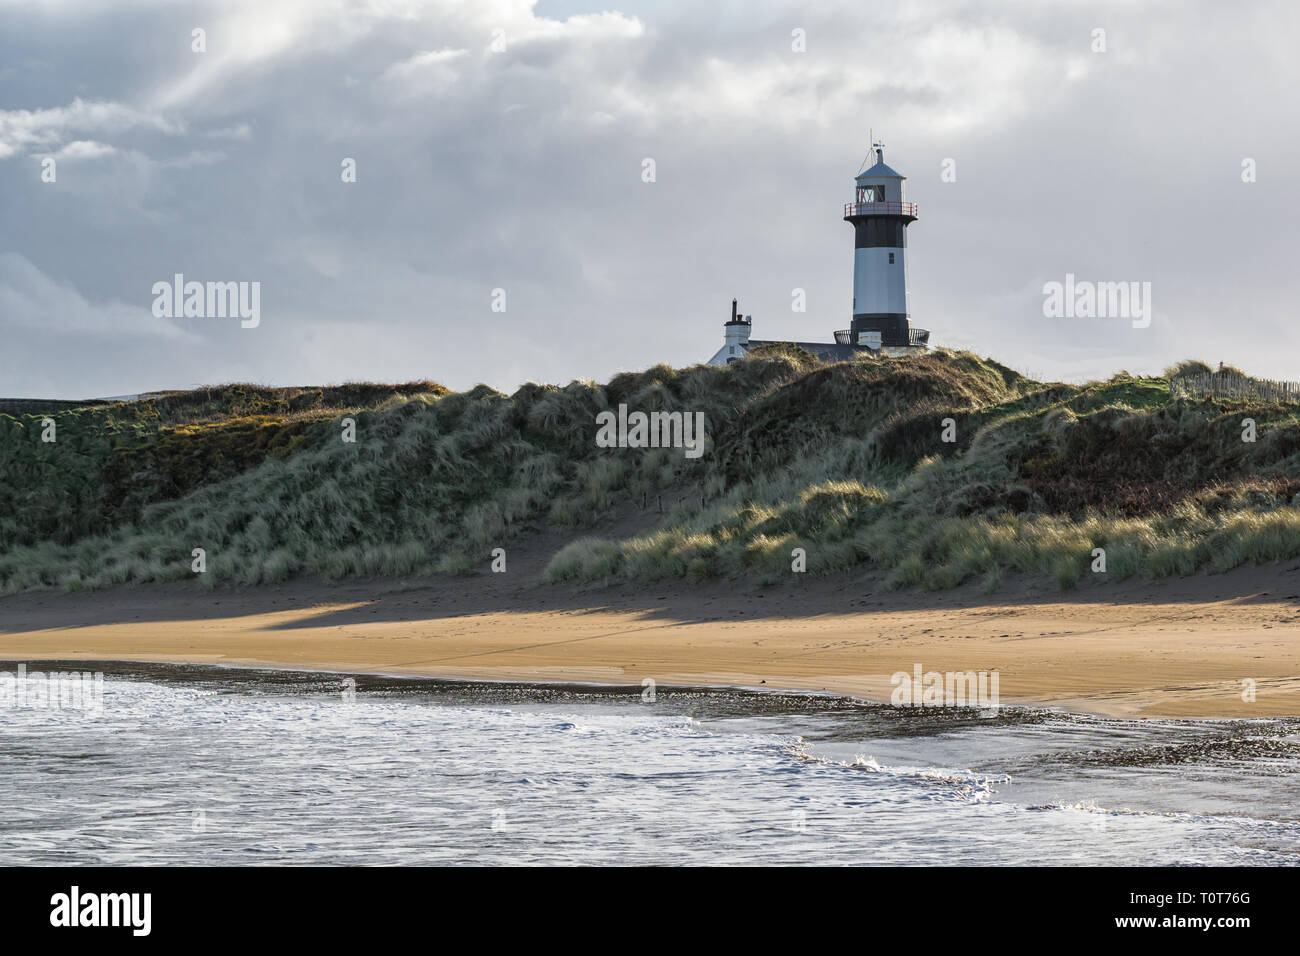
[705, 138, 929, 366]
[843, 140, 927, 350]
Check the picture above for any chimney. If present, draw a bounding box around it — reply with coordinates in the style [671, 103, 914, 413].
[724, 300, 751, 349]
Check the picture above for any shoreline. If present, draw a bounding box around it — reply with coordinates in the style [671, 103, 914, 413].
[0, 656, 864, 706]
[3, 562, 1300, 719]
[0, 650, 1285, 720]
[0, 654, 1270, 723]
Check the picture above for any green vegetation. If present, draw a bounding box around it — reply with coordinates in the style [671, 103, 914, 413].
[2, 352, 1299, 595]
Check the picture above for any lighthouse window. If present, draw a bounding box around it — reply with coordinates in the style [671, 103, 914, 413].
[889, 252, 895, 264]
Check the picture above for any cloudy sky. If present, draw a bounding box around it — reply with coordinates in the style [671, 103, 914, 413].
[2, 0, 1296, 398]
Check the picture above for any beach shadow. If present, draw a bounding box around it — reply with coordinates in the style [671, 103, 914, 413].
[2, 559, 1298, 636]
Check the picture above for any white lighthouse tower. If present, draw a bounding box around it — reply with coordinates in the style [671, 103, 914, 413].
[842, 140, 928, 351]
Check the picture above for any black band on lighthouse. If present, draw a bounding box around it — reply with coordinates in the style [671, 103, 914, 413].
[850, 312, 910, 347]
[853, 218, 910, 249]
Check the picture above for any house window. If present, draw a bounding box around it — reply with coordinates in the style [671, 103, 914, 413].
[729, 346, 735, 355]
[888, 252, 895, 264]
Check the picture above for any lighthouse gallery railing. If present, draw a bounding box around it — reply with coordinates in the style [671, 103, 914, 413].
[843, 201, 918, 218]
[833, 328, 930, 348]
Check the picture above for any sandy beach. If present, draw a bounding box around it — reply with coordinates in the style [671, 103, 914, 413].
[3, 560, 1300, 718]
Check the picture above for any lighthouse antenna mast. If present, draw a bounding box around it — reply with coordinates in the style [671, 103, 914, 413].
[857, 128, 889, 173]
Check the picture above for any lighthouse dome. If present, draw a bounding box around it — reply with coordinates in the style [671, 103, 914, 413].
[856, 156, 904, 181]
[853, 147, 907, 203]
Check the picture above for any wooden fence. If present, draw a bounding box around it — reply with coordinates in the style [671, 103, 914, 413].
[1169, 372, 1300, 403]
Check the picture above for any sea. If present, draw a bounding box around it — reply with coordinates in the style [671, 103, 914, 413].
[1, 661, 1297, 865]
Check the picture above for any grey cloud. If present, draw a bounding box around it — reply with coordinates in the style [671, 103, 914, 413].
[1, 0, 1297, 399]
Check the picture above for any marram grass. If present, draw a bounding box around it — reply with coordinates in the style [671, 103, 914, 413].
[546, 493, 1300, 590]
[3, 353, 1300, 594]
